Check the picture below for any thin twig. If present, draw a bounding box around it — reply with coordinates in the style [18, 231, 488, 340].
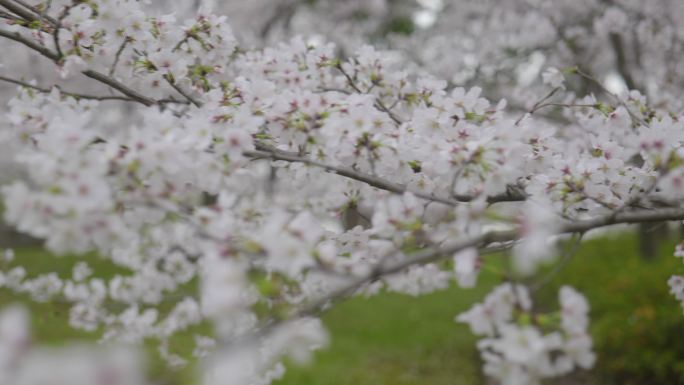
[38, 0, 52, 24]
[163, 74, 202, 107]
[335, 62, 403, 125]
[52, 1, 81, 59]
[108, 37, 130, 77]
[514, 86, 560, 125]
[572, 66, 646, 126]
[530, 232, 584, 292]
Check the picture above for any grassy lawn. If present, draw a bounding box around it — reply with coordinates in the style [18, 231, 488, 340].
[276, 275, 492, 385]
[1, 231, 683, 385]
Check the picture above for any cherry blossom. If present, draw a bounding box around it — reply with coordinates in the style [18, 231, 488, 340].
[0, 1, 682, 384]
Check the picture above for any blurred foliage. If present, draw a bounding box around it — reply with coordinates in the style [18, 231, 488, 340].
[533, 232, 684, 385]
[381, 16, 415, 36]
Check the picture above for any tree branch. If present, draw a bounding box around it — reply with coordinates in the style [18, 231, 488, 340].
[246, 145, 526, 205]
[82, 70, 156, 106]
[163, 74, 201, 107]
[0, 28, 60, 60]
[0, 75, 132, 101]
[245, 148, 458, 205]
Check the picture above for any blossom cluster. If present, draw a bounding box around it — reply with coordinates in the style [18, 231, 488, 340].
[458, 284, 595, 385]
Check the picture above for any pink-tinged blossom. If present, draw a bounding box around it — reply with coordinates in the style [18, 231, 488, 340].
[0, 305, 30, 377]
[203, 317, 327, 385]
[669, 275, 684, 308]
[453, 247, 479, 288]
[559, 286, 590, 334]
[459, 285, 594, 385]
[57, 56, 88, 79]
[513, 200, 560, 275]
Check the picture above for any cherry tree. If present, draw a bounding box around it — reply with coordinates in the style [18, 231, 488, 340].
[0, 1, 683, 384]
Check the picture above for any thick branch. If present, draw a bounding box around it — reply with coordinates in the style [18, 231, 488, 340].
[0, 0, 44, 24]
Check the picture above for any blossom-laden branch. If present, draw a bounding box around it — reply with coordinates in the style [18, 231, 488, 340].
[1, 20, 523, 207]
[0, 4, 182, 107]
[304, 206, 684, 311]
[0, 19, 517, 207]
[227, 206, 684, 362]
[0, 25, 161, 105]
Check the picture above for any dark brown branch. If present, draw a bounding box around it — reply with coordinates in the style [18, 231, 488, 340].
[7, 0, 57, 24]
[0, 22, 195, 107]
[0, 75, 124, 100]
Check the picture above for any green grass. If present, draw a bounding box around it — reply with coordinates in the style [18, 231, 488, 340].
[2, 231, 684, 385]
[275, 279, 494, 385]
